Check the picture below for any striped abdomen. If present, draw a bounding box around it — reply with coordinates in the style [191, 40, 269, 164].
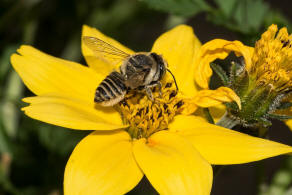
[94, 71, 127, 106]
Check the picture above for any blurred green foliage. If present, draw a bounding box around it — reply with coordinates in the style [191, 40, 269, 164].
[259, 156, 292, 195]
[0, 0, 292, 194]
[143, 0, 292, 43]
[140, 0, 211, 17]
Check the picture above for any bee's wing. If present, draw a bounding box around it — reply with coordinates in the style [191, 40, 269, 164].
[83, 36, 130, 63]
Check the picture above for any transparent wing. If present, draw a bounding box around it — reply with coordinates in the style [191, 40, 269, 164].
[83, 36, 130, 61]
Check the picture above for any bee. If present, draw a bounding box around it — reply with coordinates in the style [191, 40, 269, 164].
[83, 36, 178, 106]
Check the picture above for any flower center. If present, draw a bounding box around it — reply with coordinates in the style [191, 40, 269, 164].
[117, 81, 184, 139]
[250, 25, 292, 93]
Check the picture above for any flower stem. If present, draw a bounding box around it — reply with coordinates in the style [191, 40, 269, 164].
[216, 112, 239, 129]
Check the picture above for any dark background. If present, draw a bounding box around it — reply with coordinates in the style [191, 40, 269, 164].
[1, 0, 292, 194]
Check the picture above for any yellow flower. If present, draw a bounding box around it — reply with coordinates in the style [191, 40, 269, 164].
[11, 25, 292, 195]
[194, 24, 292, 128]
[250, 25, 292, 92]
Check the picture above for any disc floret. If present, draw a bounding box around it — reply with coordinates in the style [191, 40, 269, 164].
[118, 81, 183, 138]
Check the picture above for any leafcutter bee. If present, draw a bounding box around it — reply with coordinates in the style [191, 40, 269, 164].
[83, 36, 178, 106]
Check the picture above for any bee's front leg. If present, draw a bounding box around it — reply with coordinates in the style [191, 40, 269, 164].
[145, 87, 154, 101]
[144, 81, 162, 102]
[156, 81, 162, 97]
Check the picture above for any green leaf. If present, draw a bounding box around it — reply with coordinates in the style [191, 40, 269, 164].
[268, 114, 292, 120]
[0, 45, 18, 83]
[214, 0, 237, 17]
[232, 1, 249, 33]
[277, 102, 292, 110]
[1, 71, 24, 137]
[233, 0, 269, 33]
[210, 0, 270, 34]
[141, 0, 211, 17]
[0, 123, 12, 154]
[245, 0, 269, 31]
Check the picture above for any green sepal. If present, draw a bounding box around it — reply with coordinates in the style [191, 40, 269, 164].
[231, 68, 249, 98]
[225, 101, 239, 111]
[203, 108, 215, 124]
[268, 114, 292, 120]
[229, 61, 238, 84]
[229, 60, 244, 83]
[257, 117, 272, 127]
[210, 62, 230, 86]
[276, 102, 292, 110]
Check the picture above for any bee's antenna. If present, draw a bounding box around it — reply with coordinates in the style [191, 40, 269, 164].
[166, 69, 179, 91]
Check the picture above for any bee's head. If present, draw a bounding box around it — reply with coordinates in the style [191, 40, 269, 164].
[150, 52, 178, 91]
[150, 52, 167, 80]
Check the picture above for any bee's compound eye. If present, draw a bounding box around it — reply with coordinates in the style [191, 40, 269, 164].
[150, 53, 165, 66]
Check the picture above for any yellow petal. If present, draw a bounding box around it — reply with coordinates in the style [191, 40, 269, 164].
[286, 120, 292, 130]
[193, 104, 227, 123]
[209, 104, 226, 122]
[133, 131, 212, 195]
[179, 99, 199, 115]
[195, 39, 254, 89]
[151, 25, 201, 96]
[22, 95, 125, 130]
[184, 87, 241, 113]
[82, 25, 134, 74]
[10, 45, 102, 103]
[64, 130, 143, 195]
[170, 115, 292, 165]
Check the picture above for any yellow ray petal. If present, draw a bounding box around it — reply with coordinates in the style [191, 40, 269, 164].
[10, 45, 102, 103]
[82, 25, 134, 74]
[22, 95, 125, 130]
[286, 120, 292, 130]
[195, 39, 254, 89]
[182, 87, 240, 115]
[64, 130, 143, 195]
[151, 25, 201, 96]
[193, 104, 226, 123]
[209, 104, 226, 122]
[193, 86, 241, 109]
[133, 131, 212, 195]
[170, 115, 292, 165]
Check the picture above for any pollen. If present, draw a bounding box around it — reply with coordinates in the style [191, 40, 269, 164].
[250, 24, 292, 92]
[117, 80, 184, 139]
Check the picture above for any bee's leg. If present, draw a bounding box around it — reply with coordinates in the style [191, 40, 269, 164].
[144, 81, 163, 103]
[156, 81, 162, 97]
[148, 81, 162, 97]
[145, 86, 154, 101]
